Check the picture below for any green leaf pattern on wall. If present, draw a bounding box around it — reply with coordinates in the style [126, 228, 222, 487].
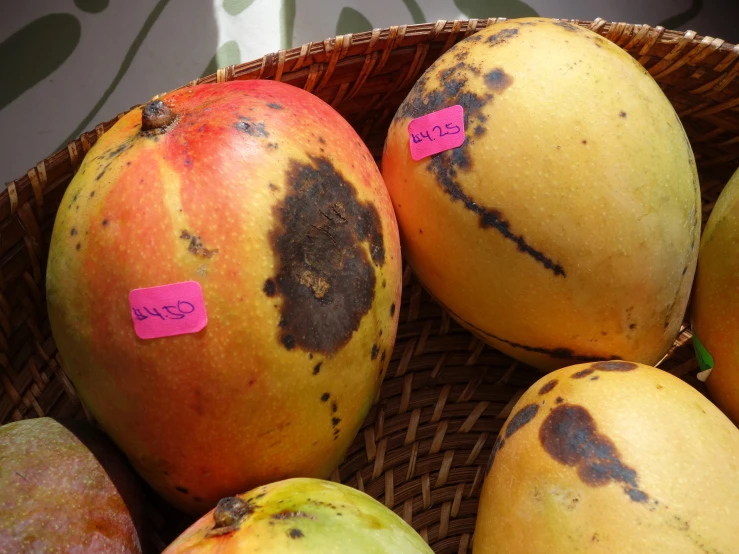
[454, 0, 539, 19]
[201, 41, 242, 78]
[223, 0, 256, 16]
[336, 7, 374, 35]
[0, 14, 81, 112]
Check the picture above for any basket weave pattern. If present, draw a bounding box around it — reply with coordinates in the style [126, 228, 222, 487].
[2, 17, 739, 553]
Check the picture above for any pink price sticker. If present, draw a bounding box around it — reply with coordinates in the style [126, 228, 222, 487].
[129, 281, 207, 340]
[408, 104, 465, 161]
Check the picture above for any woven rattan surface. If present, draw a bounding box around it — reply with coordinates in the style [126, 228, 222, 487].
[2, 16, 738, 553]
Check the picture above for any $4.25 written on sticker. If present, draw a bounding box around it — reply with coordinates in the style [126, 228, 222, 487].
[129, 281, 207, 339]
[408, 104, 465, 161]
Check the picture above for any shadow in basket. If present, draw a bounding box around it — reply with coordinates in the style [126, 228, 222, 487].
[1, 16, 738, 554]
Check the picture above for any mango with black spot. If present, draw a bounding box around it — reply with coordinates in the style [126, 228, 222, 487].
[691, 166, 739, 426]
[382, 17, 700, 371]
[161, 477, 433, 553]
[45, 79, 402, 516]
[474, 361, 739, 553]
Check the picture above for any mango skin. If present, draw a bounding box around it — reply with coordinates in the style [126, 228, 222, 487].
[162, 478, 433, 553]
[692, 166, 739, 425]
[0, 417, 144, 554]
[381, 18, 700, 372]
[473, 361, 739, 554]
[45, 80, 402, 515]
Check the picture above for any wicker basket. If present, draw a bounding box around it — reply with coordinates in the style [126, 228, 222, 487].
[2, 16, 739, 553]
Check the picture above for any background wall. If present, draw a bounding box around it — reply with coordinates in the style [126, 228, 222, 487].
[2, 0, 737, 184]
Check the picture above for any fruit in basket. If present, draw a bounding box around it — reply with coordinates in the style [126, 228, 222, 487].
[381, 17, 700, 372]
[691, 165, 739, 425]
[0, 417, 144, 553]
[161, 477, 433, 553]
[473, 361, 739, 553]
[45, 79, 402, 515]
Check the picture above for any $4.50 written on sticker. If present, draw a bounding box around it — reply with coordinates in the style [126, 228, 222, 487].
[408, 104, 465, 161]
[129, 280, 207, 339]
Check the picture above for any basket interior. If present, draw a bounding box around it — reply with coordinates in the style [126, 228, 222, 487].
[2, 17, 739, 553]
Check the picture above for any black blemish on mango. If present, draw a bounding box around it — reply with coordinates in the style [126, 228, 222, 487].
[505, 404, 539, 437]
[75, 243, 81, 251]
[264, 279, 276, 297]
[474, 125, 484, 136]
[590, 376, 599, 381]
[390, 303, 396, 317]
[572, 368, 595, 379]
[539, 404, 648, 502]
[441, 300, 618, 362]
[381, 350, 386, 362]
[175, 486, 189, 494]
[267, 102, 283, 110]
[485, 68, 513, 92]
[235, 117, 268, 137]
[90, 191, 95, 198]
[486, 27, 519, 46]
[620, 111, 627, 118]
[269, 183, 278, 191]
[282, 335, 296, 350]
[556, 396, 564, 403]
[70, 228, 77, 236]
[485, 435, 505, 475]
[332, 417, 341, 427]
[321, 393, 330, 402]
[593, 361, 637, 371]
[553, 21, 581, 32]
[267, 142, 278, 149]
[371, 344, 379, 360]
[102, 219, 109, 227]
[313, 363, 322, 375]
[180, 230, 218, 258]
[268, 156, 385, 354]
[331, 401, 337, 413]
[539, 379, 558, 395]
[289, 528, 304, 539]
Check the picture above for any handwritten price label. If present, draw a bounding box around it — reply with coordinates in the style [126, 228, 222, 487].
[129, 281, 207, 340]
[408, 104, 465, 161]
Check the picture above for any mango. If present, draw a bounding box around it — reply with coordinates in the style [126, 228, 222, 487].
[162, 478, 433, 553]
[691, 165, 739, 424]
[381, 17, 700, 372]
[45, 79, 402, 515]
[0, 417, 144, 553]
[473, 361, 739, 553]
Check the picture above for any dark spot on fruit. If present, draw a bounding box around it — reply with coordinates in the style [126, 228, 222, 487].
[90, 190, 96, 198]
[474, 125, 484, 136]
[269, 183, 278, 191]
[331, 401, 337, 413]
[539, 379, 558, 395]
[556, 397, 564, 403]
[371, 344, 379, 360]
[381, 350, 386, 362]
[581, 140, 588, 145]
[75, 243, 81, 251]
[486, 27, 519, 46]
[268, 156, 385, 354]
[213, 497, 253, 529]
[235, 117, 268, 137]
[485, 68, 513, 92]
[264, 279, 276, 297]
[289, 528, 304, 539]
[629, 323, 636, 330]
[267, 142, 278, 149]
[592, 361, 638, 372]
[332, 417, 341, 427]
[379, 329, 383, 336]
[486, 435, 505, 474]
[572, 368, 595, 379]
[70, 228, 77, 236]
[309, 362, 321, 376]
[321, 393, 330, 402]
[185, 157, 192, 166]
[382, 279, 386, 288]
[539, 404, 648, 501]
[267, 102, 283, 110]
[590, 376, 599, 381]
[282, 335, 296, 350]
[620, 111, 627, 118]
[318, 136, 326, 144]
[106, 141, 132, 159]
[102, 219, 109, 227]
[175, 486, 188, 494]
[553, 21, 581, 32]
[505, 404, 539, 438]
[180, 230, 218, 258]
[390, 303, 396, 317]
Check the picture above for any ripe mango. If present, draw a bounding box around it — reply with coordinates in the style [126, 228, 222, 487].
[473, 361, 739, 553]
[0, 417, 144, 553]
[162, 478, 433, 553]
[381, 18, 700, 371]
[45, 80, 402, 515]
[691, 165, 739, 424]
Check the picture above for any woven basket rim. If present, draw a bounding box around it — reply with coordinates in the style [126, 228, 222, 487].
[3, 16, 738, 225]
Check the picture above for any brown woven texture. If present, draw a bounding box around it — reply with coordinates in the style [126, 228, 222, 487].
[2, 16, 738, 553]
